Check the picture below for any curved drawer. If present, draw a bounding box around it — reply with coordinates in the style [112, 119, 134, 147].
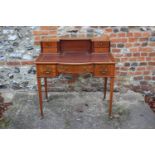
[57, 64, 94, 74]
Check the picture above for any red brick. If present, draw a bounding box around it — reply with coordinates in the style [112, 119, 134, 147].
[113, 54, 123, 58]
[33, 30, 50, 35]
[148, 62, 155, 66]
[137, 57, 145, 61]
[130, 48, 139, 52]
[48, 31, 57, 35]
[152, 76, 155, 80]
[147, 66, 155, 70]
[112, 48, 121, 53]
[49, 26, 59, 30]
[149, 53, 155, 56]
[6, 61, 21, 66]
[139, 38, 148, 42]
[119, 72, 127, 76]
[142, 32, 150, 37]
[32, 31, 41, 35]
[21, 61, 34, 65]
[134, 71, 143, 75]
[34, 36, 40, 41]
[34, 42, 40, 45]
[41, 36, 57, 41]
[127, 32, 133, 37]
[128, 38, 138, 42]
[128, 72, 135, 76]
[126, 53, 132, 57]
[120, 66, 129, 71]
[140, 62, 147, 66]
[116, 67, 120, 70]
[125, 43, 133, 48]
[133, 53, 140, 57]
[111, 43, 117, 48]
[110, 33, 117, 37]
[141, 53, 148, 56]
[149, 42, 155, 46]
[111, 38, 127, 43]
[40, 26, 51, 30]
[105, 28, 113, 33]
[143, 71, 150, 75]
[144, 76, 152, 80]
[133, 32, 142, 37]
[146, 57, 151, 61]
[128, 57, 137, 61]
[133, 43, 141, 47]
[121, 58, 128, 61]
[139, 47, 152, 52]
[151, 57, 155, 61]
[40, 31, 49, 35]
[118, 33, 126, 37]
[137, 67, 146, 71]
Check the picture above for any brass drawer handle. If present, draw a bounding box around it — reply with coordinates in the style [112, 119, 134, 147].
[45, 67, 52, 74]
[100, 69, 108, 74]
[45, 71, 51, 74]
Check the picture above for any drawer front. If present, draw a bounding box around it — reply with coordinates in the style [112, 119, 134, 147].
[57, 65, 93, 74]
[94, 64, 115, 77]
[37, 65, 57, 77]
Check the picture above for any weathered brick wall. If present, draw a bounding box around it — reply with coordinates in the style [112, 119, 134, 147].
[0, 26, 155, 94]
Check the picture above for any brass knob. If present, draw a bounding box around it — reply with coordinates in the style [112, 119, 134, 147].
[45, 67, 52, 74]
[100, 68, 108, 74]
[45, 71, 51, 74]
[101, 71, 107, 74]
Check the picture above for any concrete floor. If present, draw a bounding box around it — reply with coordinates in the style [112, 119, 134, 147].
[1, 90, 155, 129]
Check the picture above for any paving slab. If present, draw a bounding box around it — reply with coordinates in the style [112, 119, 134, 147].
[1, 90, 155, 129]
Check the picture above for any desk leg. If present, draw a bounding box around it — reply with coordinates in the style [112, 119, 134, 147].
[109, 77, 114, 117]
[104, 77, 107, 99]
[44, 77, 48, 100]
[37, 77, 43, 117]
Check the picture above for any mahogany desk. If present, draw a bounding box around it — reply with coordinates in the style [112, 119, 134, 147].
[35, 38, 115, 117]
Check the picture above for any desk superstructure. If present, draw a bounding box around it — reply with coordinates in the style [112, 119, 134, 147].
[35, 36, 115, 117]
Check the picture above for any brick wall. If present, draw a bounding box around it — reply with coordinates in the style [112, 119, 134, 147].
[0, 26, 155, 94]
[32, 26, 155, 93]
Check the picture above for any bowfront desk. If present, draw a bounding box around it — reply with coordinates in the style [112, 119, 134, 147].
[35, 37, 115, 117]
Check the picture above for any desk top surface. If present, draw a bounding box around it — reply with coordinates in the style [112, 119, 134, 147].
[35, 52, 115, 65]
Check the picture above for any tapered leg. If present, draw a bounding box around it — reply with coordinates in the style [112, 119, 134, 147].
[44, 77, 48, 100]
[37, 77, 43, 117]
[109, 77, 114, 117]
[104, 77, 107, 99]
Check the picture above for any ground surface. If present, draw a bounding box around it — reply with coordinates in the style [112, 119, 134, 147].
[0, 90, 155, 129]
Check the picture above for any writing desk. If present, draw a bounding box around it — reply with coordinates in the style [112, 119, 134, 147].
[35, 38, 115, 117]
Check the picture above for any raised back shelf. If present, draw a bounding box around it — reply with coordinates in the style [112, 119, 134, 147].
[40, 36, 110, 54]
[59, 39, 92, 53]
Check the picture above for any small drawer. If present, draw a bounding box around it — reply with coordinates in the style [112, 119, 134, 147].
[37, 65, 57, 77]
[94, 64, 115, 77]
[57, 64, 94, 74]
[41, 42, 58, 53]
